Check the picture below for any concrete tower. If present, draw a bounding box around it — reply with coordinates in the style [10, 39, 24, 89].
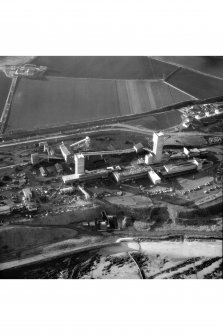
[153, 132, 164, 162]
[145, 132, 164, 165]
[74, 154, 85, 175]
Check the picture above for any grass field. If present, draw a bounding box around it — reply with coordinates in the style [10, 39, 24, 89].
[33, 56, 178, 79]
[166, 68, 223, 99]
[6, 76, 193, 132]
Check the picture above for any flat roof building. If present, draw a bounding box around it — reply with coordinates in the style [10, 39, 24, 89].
[74, 154, 85, 175]
[60, 186, 75, 194]
[113, 166, 152, 183]
[31, 153, 39, 165]
[148, 169, 161, 185]
[163, 162, 197, 176]
[62, 169, 109, 184]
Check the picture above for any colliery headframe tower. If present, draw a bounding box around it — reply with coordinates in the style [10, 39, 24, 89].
[145, 132, 164, 164]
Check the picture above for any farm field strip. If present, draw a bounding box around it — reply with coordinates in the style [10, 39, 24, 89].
[33, 56, 178, 80]
[166, 68, 223, 99]
[6, 77, 194, 133]
[164, 80, 197, 100]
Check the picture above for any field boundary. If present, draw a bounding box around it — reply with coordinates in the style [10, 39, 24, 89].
[150, 56, 223, 82]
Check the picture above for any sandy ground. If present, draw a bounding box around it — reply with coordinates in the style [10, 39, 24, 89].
[128, 240, 222, 258]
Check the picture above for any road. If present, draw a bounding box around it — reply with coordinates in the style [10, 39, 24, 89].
[0, 77, 18, 134]
[0, 124, 222, 150]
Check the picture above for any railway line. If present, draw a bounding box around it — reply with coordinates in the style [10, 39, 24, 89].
[0, 77, 18, 134]
[0, 123, 222, 150]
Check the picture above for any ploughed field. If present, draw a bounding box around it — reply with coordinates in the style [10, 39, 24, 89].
[154, 56, 223, 80]
[2, 56, 223, 134]
[33, 56, 178, 79]
[166, 68, 223, 99]
[6, 77, 192, 133]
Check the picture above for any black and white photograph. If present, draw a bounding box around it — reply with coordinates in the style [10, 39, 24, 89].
[0, 55, 222, 279]
[0, 1, 222, 335]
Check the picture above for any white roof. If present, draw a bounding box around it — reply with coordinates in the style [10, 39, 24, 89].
[62, 174, 79, 183]
[148, 170, 161, 181]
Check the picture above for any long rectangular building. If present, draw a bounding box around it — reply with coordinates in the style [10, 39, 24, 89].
[164, 162, 197, 174]
[113, 166, 152, 183]
[62, 169, 109, 184]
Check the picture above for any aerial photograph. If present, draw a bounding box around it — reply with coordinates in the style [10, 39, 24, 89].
[0, 56, 222, 279]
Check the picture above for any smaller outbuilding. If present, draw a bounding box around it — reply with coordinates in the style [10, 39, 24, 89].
[148, 169, 161, 185]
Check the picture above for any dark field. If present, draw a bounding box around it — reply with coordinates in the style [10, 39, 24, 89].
[33, 56, 178, 79]
[7, 77, 193, 132]
[166, 68, 223, 99]
[124, 109, 183, 130]
[155, 56, 223, 79]
[0, 72, 11, 115]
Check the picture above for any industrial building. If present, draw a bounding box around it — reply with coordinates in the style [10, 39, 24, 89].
[24, 200, 38, 212]
[183, 147, 208, 158]
[161, 159, 202, 177]
[148, 169, 161, 185]
[145, 132, 164, 164]
[60, 142, 72, 163]
[31, 153, 39, 165]
[39, 166, 47, 177]
[164, 162, 197, 174]
[95, 211, 118, 231]
[60, 186, 75, 194]
[62, 168, 109, 184]
[113, 166, 152, 183]
[133, 143, 144, 153]
[55, 163, 63, 174]
[22, 188, 32, 202]
[74, 153, 85, 175]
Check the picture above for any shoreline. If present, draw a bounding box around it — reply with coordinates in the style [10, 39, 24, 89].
[0, 232, 222, 275]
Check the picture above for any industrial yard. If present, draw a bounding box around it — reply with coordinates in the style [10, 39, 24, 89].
[0, 56, 222, 279]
